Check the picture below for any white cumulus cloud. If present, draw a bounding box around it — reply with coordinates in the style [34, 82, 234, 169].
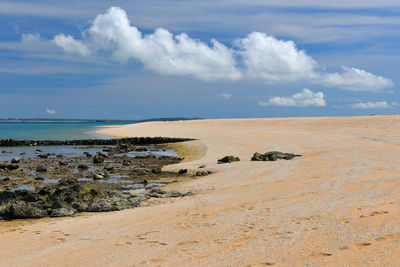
[46, 108, 56, 115]
[53, 34, 90, 56]
[321, 66, 393, 92]
[49, 6, 393, 92]
[236, 32, 318, 83]
[350, 101, 391, 109]
[86, 7, 241, 81]
[259, 88, 326, 107]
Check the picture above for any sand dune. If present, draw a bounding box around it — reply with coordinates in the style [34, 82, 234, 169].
[1, 116, 400, 266]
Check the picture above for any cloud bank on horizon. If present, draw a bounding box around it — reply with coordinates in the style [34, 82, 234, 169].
[48, 7, 393, 93]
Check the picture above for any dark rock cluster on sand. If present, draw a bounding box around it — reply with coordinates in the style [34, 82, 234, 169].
[0, 138, 200, 219]
[0, 180, 192, 219]
[251, 151, 302, 161]
[217, 156, 240, 164]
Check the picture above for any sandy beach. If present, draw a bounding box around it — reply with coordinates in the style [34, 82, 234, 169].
[1, 116, 400, 266]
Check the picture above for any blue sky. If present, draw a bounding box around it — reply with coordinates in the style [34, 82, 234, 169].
[0, 0, 399, 119]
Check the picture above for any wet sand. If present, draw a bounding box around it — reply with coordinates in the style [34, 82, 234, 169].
[1, 116, 400, 266]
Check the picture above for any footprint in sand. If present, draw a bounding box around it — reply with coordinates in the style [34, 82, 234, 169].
[376, 233, 400, 241]
[248, 262, 275, 266]
[177, 240, 199, 245]
[339, 242, 371, 250]
[308, 252, 333, 258]
[359, 210, 388, 218]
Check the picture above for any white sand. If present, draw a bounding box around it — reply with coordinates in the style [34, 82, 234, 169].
[1, 116, 400, 266]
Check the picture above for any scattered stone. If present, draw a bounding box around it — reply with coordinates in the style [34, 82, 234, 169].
[195, 171, 210, 176]
[152, 167, 162, 174]
[122, 159, 131, 166]
[134, 147, 148, 152]
[218, 156, 240, 164]
[251, 151, 302, 161]
[59, 160, 68, 166]
[36, 165, 47, 172]
[178, 169, 188, 174]
[78, 164, 88, 170]
[11, 157, 20, 164]
[93, 155, 104, 164]
[0, 162, 19, 170]
[93, 173, 104, 180]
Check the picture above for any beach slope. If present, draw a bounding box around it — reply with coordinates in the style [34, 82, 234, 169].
[1, 116, 400, 266]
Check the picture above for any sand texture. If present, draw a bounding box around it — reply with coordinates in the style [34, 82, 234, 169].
[1, 116, 400, 266]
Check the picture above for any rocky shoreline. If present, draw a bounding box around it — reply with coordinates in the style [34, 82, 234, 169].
[0, 137, 195, 147]
[0, 138, 198, 219]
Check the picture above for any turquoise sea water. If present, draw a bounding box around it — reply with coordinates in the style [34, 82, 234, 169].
[0, 121, 132, 140]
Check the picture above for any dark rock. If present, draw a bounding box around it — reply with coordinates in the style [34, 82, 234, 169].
[178, 169, 188, 174]
[93, 155, 104, 164]
[50, 207, 76, 217]
[8, 201, 47, 219]
[251, 151, 302, 161]
[2, 178, 10, 181]
[198, 165, 206, 168]
[149, 188, 166, 195]
[131, 168, 147, 176]
[134, 147, 148, 152]
[23, 191, 39, 202]
[59, 160, 68, 166]
[35, 177, 44, 181]
[71, 184, 83, 192]
[0, 162, 19, 170]
[183, 192, 194, 197]
[163, 190, 183, 198]
[152, 167, 162, 174]
[38, 154, 49, 159]
[217, 156, 240, 164]
[78, 164, 88, 170]
[251, 152, 264, 161]
[195, 171, 209, 176]
[58, 178, 78, 186]
[11, 157, 20, 164]
[36, 165, 47, 172]
[122, 159, 131, 166]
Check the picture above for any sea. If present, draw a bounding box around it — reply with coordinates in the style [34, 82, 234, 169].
[0, 120, 133, 140]
[0, 120, 178, 162]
